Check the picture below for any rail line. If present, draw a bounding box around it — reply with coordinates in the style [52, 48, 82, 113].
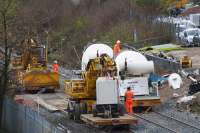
[153, 111, 200, 130]
[132, 111, 200, 133]
[132, 113, 177, 133]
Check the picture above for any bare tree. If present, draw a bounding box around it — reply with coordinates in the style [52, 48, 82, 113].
[0, 0, 18, 128]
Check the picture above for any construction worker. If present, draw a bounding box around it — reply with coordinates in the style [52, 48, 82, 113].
[125, 87, 134, 114]
[52, 60, 59, 73]
[113, 40, 121, 58]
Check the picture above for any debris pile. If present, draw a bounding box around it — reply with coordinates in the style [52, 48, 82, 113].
[177, 95, 196, 111]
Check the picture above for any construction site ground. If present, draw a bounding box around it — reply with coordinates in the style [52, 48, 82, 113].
[162, 47, 200, 101]
[7, 47, 200, 133]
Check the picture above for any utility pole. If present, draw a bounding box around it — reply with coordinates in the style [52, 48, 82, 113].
[45, 30, 49, 64]
[129, 0, 133, 20]
[60, 38, 65, 58]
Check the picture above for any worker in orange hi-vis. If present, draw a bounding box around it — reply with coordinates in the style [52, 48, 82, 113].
[113, 40, 121, 58]
[125, 87, 134, 114]
[52, 60, 59, 73]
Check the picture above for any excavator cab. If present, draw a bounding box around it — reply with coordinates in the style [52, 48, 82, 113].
[21, 39, 47, 71]
[27, 46, 46, 69]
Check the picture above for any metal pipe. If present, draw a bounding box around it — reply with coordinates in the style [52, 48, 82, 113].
[180, 70, 197, 82]
[188, 75, 197, 82]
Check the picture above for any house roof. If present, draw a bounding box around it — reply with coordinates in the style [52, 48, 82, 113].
[181, 6, 200, 16]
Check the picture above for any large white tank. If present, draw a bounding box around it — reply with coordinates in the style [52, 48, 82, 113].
[81, 44, 113, 70]
[115, 51, 154, 75]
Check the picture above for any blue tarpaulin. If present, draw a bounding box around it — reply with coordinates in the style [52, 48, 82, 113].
[149, 73, 168, 86]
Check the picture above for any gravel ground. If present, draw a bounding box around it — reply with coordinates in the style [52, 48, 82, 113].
[159, 77, 191, 103]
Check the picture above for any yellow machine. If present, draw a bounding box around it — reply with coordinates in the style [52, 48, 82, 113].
[180, 56, 192, 68]
[65, 54, 119, 120]
[175, 0, 188, 9]
[167, 0, 188, 16]
[12, 38, 59, 91]
[167, 0, 188, 9]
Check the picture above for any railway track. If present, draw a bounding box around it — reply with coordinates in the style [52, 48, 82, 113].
[131, 110, 200, 133]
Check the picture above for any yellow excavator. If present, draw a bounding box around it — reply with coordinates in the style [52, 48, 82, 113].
[12, 38, 59, 92]
[64, 53, 125, 120]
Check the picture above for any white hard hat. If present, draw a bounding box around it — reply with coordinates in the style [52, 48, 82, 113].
[54, 60, 58, 64]
[116, 40, 121, 44]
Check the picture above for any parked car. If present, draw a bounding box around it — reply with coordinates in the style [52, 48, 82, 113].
[180, 28, 200, 47]
[175, 20, 196, 39]
[176, 25, 186, 39]
[193, 33, 200, 46]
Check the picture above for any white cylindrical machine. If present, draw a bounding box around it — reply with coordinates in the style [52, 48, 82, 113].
[81, 44, 113, 70]
[115, 51, 154, 75]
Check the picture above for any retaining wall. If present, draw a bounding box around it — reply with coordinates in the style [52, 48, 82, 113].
[145, 54, 181, 73]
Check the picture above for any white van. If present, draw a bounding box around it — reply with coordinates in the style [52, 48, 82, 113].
[180, 28, 200, 46]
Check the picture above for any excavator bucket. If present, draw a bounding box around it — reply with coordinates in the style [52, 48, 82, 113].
[19, 70, 60, 91]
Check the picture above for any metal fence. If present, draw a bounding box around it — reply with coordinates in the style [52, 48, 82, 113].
[145, 54, 181, 73]
[2, 97, 66, 133]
